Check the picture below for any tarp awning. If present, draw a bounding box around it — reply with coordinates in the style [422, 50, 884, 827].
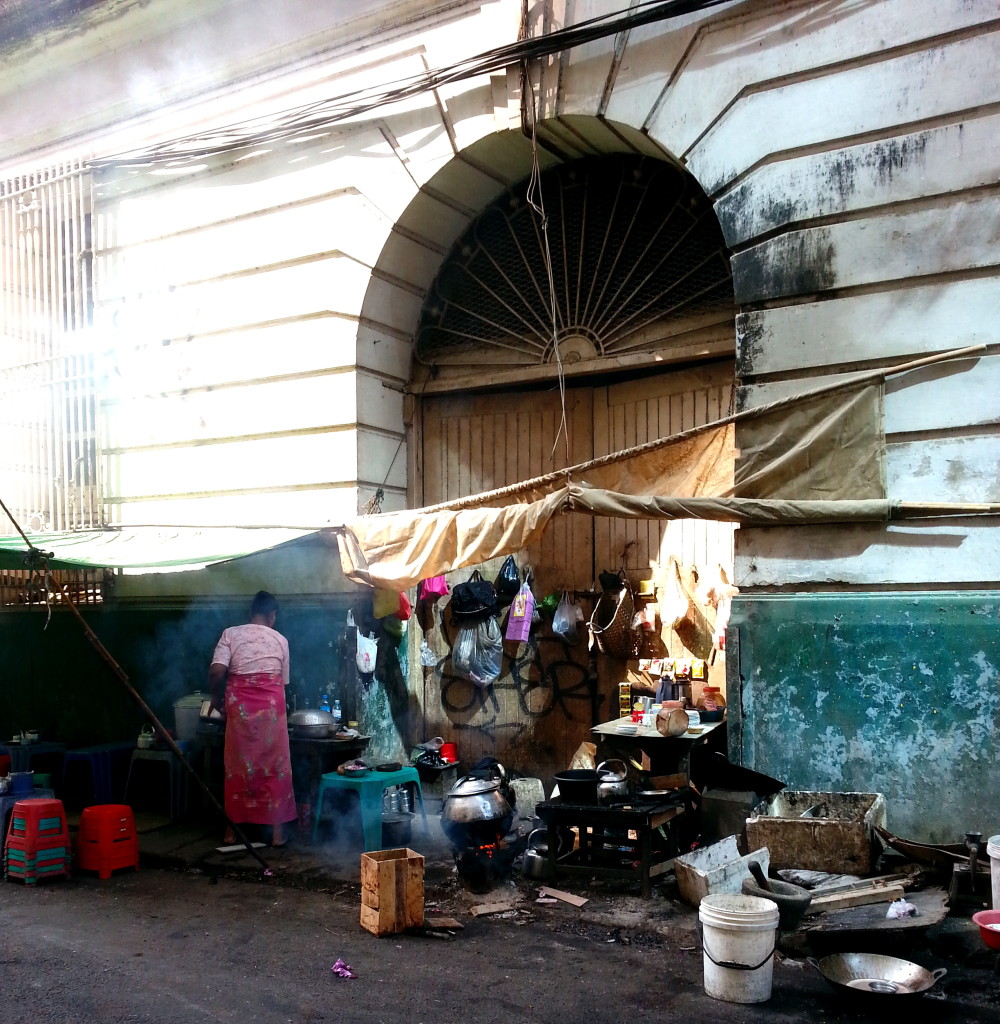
[0, 525, 319, 572]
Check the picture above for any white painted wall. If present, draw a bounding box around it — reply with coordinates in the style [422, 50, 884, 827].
[1, 0, 997, 591]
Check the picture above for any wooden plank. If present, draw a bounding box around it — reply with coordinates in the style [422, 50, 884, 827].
[811, 873, 911, 897]
[687, 32, 1000, 194]
[470, 902, 516, 917]
[716, 114, 1000, 247]
[538, 886, 589, 907]
[733, 195, 1000, 303]
[810, 883, 905, 912]
[736, 276, 1000, 378]
[647, 0, 994, 161]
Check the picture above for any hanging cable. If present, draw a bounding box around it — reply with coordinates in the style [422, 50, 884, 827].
[88, 1, 732, 169]
[523, 60, 571, 465]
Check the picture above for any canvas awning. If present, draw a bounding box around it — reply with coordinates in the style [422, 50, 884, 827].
[0, 345, 990, 586]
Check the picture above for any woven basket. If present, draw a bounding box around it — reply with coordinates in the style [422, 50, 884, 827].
[589, 586, 642, 659]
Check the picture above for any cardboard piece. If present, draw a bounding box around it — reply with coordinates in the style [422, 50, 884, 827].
[537, 886, 589, 907]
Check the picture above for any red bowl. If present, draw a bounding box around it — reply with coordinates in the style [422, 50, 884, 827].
[971, 910, 1000, 950]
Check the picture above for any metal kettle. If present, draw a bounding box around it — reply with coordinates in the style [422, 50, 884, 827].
[521, 828, 553, 880]
[596, 759, 629, 803]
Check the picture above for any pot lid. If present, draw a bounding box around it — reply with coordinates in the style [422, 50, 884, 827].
[447, 775, 501, 797]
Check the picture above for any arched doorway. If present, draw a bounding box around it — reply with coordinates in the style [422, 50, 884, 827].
[386, 137, 737, 772]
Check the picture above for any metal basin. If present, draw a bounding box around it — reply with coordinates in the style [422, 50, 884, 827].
[809, 952, 946, 997]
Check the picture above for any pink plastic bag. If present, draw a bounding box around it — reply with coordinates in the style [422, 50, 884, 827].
[418, 576, 450, 601]
[505, 583, 535, 643]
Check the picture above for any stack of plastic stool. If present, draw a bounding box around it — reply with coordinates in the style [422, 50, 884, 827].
[75, 804, 140, 879]
[4, 797, 71, 884]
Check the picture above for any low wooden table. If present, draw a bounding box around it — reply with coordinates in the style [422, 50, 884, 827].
[535, 797, 684, 898]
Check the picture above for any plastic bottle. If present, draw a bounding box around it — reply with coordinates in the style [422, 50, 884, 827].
[319, 693, 331, 714]
[332, 699, 342, 727]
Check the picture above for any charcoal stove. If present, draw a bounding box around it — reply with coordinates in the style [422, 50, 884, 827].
[440, 762, 521, 893]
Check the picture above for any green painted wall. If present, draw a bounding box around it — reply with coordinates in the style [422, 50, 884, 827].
[727, 591, 1000, 844]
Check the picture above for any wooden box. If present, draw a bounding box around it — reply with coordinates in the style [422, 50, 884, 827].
[360, 847, 424, 937]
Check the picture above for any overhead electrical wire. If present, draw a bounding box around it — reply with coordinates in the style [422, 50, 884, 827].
[88, 0, 733, 169]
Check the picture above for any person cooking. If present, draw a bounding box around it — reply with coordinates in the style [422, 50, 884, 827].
[208, 590, 296, 847]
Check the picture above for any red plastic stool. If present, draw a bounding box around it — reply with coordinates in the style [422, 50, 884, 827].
[4, 797, 71, 884]
[7, 798, 69, 845]
[75, 804, 139, 879]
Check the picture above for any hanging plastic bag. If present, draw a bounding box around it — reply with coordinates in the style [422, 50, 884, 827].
[418, 576, 450, 601]
[356, 631, 377, 674]
[373, 588, 402, 619]
[552, 591, 584, 644]
[419, 638, 438, 667]
[505, 581, 535, 643]
[453, 617, 503, 688]
[495, 554, 521, 605]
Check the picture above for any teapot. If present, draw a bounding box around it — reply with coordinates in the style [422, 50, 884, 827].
[137, 726, 156, 750]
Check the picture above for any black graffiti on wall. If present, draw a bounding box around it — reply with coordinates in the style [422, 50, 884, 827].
[431, 630, 602, 743]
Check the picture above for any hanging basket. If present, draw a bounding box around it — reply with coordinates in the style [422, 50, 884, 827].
[589, 584, 642, 659]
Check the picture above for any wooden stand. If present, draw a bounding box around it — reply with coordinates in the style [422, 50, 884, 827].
[360, 848, 425, 936]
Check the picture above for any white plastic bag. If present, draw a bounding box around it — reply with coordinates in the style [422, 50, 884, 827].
[419, 638, 438, 667]
[356, 630, 377, 674]
[551, 591, 583, 644]
[452, 617, 503, 688]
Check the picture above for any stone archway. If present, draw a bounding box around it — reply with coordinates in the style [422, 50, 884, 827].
[361, 119, 738, 774]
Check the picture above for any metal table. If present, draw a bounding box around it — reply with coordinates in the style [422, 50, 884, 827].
[535, 796, 684, 898]
[196, 727, 370, 821]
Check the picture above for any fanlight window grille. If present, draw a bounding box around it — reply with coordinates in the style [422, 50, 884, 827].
[416, 155, 732, 367]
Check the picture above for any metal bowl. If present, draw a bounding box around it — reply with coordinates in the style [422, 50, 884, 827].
[809, 952, 946, 997]
[287, 709, 336, 738]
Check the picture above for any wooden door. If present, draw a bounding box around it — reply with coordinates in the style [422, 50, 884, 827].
[415, 362, 734, 777]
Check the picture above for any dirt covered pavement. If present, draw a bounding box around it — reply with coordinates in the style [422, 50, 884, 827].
[0, 860, 998, 1024]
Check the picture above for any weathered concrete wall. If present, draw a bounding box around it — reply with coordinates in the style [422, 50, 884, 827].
[728, 592, 1000, 843]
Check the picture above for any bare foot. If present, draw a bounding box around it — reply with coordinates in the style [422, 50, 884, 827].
[271, 826, 286, 848]
[223, 829, 235, 845]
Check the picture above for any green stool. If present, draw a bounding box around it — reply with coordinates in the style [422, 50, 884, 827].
[312, 765, 426, 850]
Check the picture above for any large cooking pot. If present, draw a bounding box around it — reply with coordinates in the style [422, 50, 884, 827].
[440, 771, 514, 847]
[287, 709, 336, 739]
[808, 953, 946, 998]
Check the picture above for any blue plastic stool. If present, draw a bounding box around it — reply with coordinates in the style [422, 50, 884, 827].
[124, 747, 189, 819]
[311, 766, 426, 850]
[62, 742, 135, 805]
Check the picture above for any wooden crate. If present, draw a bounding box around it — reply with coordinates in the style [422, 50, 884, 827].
[360, 848, 424, 937]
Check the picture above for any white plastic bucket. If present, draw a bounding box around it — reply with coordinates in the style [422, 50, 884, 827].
[699, 893, 780, 1003]
[988, 835, 1000, 910]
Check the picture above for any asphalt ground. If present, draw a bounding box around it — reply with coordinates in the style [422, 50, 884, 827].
[0, 823, 998, 1024]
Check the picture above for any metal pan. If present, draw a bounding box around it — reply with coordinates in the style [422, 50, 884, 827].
[809, 952, 946, 997]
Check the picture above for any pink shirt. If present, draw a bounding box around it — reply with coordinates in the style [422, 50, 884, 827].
[211, 624, 290, 686]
